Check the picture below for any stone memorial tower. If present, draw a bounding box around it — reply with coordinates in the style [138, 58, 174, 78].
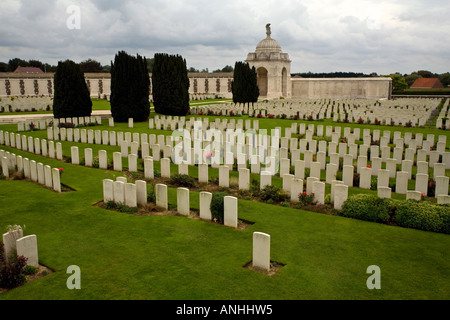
[246, 24, 292, 99]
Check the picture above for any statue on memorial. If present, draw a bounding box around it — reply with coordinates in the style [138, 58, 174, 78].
[266, 23, 271, 38]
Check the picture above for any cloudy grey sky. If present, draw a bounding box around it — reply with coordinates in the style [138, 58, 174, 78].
[0, 0, 449, 74]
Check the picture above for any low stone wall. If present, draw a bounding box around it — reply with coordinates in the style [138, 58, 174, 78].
[291, 78, 392, 100]
[0, 96, 53, 112]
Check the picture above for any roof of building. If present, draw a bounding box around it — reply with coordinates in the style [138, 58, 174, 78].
[410, 78, 443, 88]
[14, 66, 44, 74]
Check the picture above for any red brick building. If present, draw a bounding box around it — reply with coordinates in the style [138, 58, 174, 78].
[410, 78, 444, 89]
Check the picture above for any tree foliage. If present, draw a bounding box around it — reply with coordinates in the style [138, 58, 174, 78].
[52, 59, 92, 118]
[231, 61, 259, 105]
[152, 53, 190, 116]
[389, 74, 408, 92]
[79, 59, 103, 73]
[110, 51, 150, 122]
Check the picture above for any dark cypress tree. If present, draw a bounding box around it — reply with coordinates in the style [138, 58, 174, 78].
[110, 51, 150, 122]
[152, 53, 190, 116]
[53, 60, 92, 118]
[231, 61, 259, 105]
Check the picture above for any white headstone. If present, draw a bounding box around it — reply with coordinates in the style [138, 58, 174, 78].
[252, 232, 271, 272]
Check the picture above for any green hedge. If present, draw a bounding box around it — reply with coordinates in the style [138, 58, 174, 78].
[339, 194, 450, 234]
[393, 89, 450, 96]
[340, 194, 393, 223]
[394, 201, 450, 234]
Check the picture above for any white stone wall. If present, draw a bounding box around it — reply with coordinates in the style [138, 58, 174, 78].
[291, 78, 392, 100]
[0, 96, 53, 112]
[1, 75, 391, 102]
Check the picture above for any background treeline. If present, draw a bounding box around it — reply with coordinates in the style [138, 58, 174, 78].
[0, 57, 234, 74]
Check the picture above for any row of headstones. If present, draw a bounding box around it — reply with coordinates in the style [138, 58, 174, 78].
[2, 227, 39, 268]
[196, 99, 438, 126]
[18, 116, 102, 132]
[51, 140, 450, 199]
[102, 179, 240, 228]
[436, 99, 450, 129]
[42, 115, 444, 154]
[9, 125, 450, 176]
[102, 177, 271, 273]
[0, 149, 62, 192]
[19, 128, 447, 198]
[1, 131, 65, 160]
[115, 118, 448, 161]
[153, 156, 449, 204]
[42, 118, 448, 165]
[2, 128, 448, 196]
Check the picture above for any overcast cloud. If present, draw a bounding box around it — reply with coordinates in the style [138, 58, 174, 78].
[0, 0, 449, 74]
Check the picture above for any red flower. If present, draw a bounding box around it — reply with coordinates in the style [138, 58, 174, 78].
[421, 193, 424, 197]
[367, 165, 371, 168]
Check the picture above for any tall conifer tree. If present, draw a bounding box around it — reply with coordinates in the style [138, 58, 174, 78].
[231, 61, 259, 105]
[110, 51, 150, 122]
[53, 59, 92, 118]
[152, 53, 190, 116]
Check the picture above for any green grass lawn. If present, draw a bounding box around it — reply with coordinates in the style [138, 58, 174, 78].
[0, 104, 449, 300]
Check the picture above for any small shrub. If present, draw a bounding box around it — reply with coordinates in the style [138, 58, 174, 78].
[298, 192, 317, 207]
[24, 265, 37, 275]
[259, 185, 288, 203]
[427, 179, 436, 197]
[210, 192, 227, 223]
[353, 173, 360, 187]
[147, 189, 156, 203]
[117, 204, 138, 213]
[370, 176, 378, 191]
[0, 242, 28, 289]
[105, 201, 117, 209]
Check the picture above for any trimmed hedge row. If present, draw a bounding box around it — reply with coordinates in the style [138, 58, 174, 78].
[339, 194, 450, 234]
